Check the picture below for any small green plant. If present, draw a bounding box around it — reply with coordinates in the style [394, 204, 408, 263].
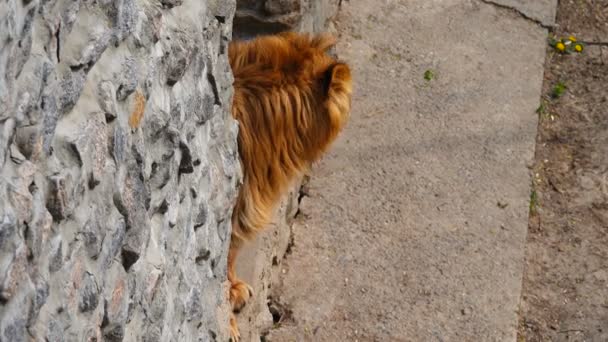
[536, 101, 547, 116]
[549, 35, 584, 54]
[551, 81, 567, 98]
[529, 189, 538, 214]
[424, 69, 435, 81]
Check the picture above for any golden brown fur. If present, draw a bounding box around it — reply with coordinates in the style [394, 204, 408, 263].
[227, 32, 352, 340]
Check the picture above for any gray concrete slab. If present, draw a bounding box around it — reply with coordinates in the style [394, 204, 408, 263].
[266, 0, 556, 341]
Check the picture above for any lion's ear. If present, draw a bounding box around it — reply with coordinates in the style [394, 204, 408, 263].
[322, 62, 352, 96]
[312, 33, 337, 51]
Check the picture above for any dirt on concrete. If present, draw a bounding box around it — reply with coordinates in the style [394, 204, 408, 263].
[518, 1, 608, 341]
[262, 0, 554, 341]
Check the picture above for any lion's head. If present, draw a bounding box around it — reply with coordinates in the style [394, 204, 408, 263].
[230, 32, 352, 161]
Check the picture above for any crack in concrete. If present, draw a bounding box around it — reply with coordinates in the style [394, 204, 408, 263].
[582, 41, 608, 47]
[479, 0, 555, 30]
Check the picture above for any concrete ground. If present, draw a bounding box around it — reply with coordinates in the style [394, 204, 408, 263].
[265, 0, 557, 341]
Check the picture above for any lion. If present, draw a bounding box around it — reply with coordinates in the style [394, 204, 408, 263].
[227, 31, 353, 340]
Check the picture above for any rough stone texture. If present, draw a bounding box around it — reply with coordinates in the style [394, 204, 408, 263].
[0, 0, 238, 341]
[233, 0, 340, 39]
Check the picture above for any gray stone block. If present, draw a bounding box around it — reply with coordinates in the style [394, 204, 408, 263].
[0, 0, 239, 340]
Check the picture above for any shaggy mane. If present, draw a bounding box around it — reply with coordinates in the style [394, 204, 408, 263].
[229, 32, 352, 243]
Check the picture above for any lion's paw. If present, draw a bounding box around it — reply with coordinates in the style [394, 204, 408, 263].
[229, 313, 240, 342]
[230, 279, 253, 312]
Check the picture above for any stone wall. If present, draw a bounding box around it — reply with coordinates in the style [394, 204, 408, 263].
[0, 1, 239, 341]
[233, 0, 340, 39]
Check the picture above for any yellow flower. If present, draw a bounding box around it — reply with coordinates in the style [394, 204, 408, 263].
[556, 42, 565, 51]
[569, 35, 577, 42]
[575, 44, 583, 52]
